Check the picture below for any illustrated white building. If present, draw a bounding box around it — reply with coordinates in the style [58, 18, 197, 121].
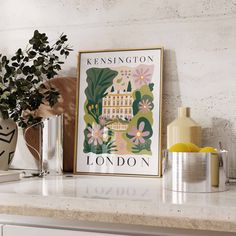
[102, 89, 133, 130]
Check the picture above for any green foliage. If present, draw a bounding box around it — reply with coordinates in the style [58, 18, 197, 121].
[83, 124, 117, 154]
[137, 117, 153, 139]
[84, 139, 117, 154]
[132, 139, 151, 153]
[149, 83, 154, 91]
[141, 95, 154, 111]
[85, 68, 118, 123]
[0, 30, 72, 127]
[126, 117, 153, 154]
[127, 81, 132, 92]
[132, 85, 154, 116]
[132, 91, 141, 116]
[116, 78, 122, 84]
[126, 117, 152, 140]
[142, 95, 153, 103]
[110, 85, 115, 92]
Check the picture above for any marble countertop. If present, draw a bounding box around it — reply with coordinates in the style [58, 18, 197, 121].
[0, 174, 236, 233]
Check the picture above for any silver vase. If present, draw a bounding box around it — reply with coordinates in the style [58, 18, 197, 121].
[23, 114, 64, 176]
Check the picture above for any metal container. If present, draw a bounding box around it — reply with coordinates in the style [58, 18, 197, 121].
[40, 114, 63, 176]
[163, 151, 229, 192]
[23, 114, 63, 176]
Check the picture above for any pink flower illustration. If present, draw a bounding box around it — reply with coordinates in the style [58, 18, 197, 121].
[128, 122, 150, 145]
[139, 99, 153, 113]
[132, 65, 153, 88]
[87, 124, 104, 145]
[99, 116, 106, 126]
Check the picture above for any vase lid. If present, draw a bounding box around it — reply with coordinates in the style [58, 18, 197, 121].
[178, 107, 190, 117]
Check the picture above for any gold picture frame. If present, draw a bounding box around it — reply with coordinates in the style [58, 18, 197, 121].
[74, 47, 163, 177]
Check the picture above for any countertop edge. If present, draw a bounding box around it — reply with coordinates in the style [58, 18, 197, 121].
[0, 205, 235, 233]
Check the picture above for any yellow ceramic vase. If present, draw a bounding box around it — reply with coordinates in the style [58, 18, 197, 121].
[167, 107, 201, 148]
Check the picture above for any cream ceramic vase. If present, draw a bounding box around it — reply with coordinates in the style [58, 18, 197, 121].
[0, 115, 18, 170]
[167, 107, 201, 148]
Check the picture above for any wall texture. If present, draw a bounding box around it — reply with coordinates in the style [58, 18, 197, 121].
[0, 0, 236, 176]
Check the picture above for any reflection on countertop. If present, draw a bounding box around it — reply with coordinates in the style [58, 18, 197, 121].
[0, 175, 161, 201]
[0, 175, 236, 233]
[0, 174, 235, 206]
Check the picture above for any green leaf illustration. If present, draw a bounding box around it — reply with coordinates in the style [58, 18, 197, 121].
[85, 68, 118, 104]
[149, 83, 154, 91]
[132, 139, 151, 153]
[85, 68, 118, 123]
[132, 91, 141, 116]
[83, 123, 117, 154]
[116, 78, 122, 84]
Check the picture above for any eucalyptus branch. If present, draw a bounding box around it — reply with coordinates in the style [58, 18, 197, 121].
[0, 30, 72, 127]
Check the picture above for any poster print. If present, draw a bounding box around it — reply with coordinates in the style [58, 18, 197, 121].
[75, 48, 163, 177]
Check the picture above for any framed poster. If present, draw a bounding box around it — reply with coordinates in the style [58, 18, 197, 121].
[74, 48, 163, 177]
